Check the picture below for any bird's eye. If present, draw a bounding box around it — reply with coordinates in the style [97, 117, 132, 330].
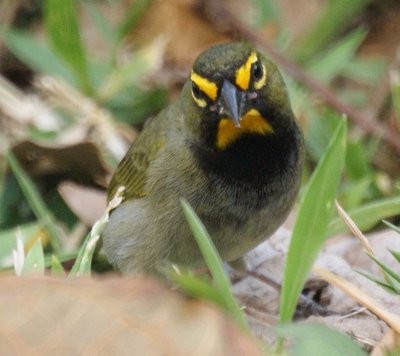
[191, 82, 202, 99]
[251, 61, 263, 80]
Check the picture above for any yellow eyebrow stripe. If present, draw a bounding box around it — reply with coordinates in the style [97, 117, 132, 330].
[235, 52, 258, 90]
[190, 71, 218, 101]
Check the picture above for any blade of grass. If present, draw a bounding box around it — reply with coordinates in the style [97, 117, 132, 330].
[356, 269, 399, 294]
[329, 196, 400, 235]
[44, 0, 92, 94]
[280, 119, 347, 322]
[69, 211, 108, 277]
[306, 28, 367, 84]
[368, 253, 400, 286]
[390, 250, 400, 264]
[180, 199, 248, 330]
[70, 186, 124, 276]
[6, 151, 61, 252]
[5, 30, 76, 84]
[69, 186, 125, 276]
[391, 70, 400, 126]
[44, 251, 77, 267]
[168, 271, 226, 307]
[383, 220, 400, 234]
[51, 255, 66, 277]
[22, 239, 45, 275]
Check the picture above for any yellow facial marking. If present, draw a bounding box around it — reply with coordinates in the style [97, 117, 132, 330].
[191, 94, 207, 108]
[190, 71, 218, 101]
[235, 52, 258, 90]
[216, 109, 273, 150]
[254, 63, 267, 90]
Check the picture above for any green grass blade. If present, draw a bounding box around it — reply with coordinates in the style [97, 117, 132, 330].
[275, 323, 366, 356]
[391, 70, 400, 126]
[280, 119, 347, 322]
[69, 214, 105, 277]
[68, 231, 97, 277]
[329, 196, 400, 235]
[168, 271, 226, 307]
[356, 269, 399, 294]
[6, 151, 61, 252]
[5, 30, 76, 84]
[368, 254, 400, 286]
[22, 239, 45, 275]
[180, 199, 248, 330]
[51, 255, 66, 277]
[44, 251, 77, 267]
[383, 220, 400, 234]
[307, 28, 367, 84]
[44, 0, 92, 93]
[390, 250, 400, 264]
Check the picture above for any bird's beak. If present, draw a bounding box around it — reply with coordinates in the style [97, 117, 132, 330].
[219, 80, 245, 128]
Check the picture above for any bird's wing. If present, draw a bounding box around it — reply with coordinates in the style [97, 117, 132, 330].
[107, 116, 166, 202]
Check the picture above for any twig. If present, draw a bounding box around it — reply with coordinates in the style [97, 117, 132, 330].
[200, 1, 400, 154]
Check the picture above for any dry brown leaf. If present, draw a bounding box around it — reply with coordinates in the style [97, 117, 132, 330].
[0, 275, 262, 355]
[11, 140, 110, 188]
[58, 181, 107, 226]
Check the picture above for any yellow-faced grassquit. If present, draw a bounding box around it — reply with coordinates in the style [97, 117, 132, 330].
[103, 42, 304, 274]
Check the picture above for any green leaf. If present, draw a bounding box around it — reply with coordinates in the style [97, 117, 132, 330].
[390, 250, 400, 264]
[368, 253, 400, 288]
[305, 110, 341, 162]
[98, 54, 151, 101]
[168, 271, 226, 307]
[6, 151, 61, 252]
[280, 119, 347, 322]
[307, 28, 367, 84]
[69, 218, 104, 277]
[180, 199, 248, 330]
[51, 255, 66, 277]
[392, 70, 400, 126]
[341, 178, 372, 211]
[44, 0, 92, 93]
[383, 220, 400, 234]
[346, 139, 372, 180]
[22, 239, 45, 275]
[5, 30, 76, 84]
[356, 269, 398, 294]
[329, 196, 400, 235]
[343, 57, 386, 85]
[275, 323, 366, 356]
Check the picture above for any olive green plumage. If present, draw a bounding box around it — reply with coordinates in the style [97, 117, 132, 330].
[103, 42, 304, 274]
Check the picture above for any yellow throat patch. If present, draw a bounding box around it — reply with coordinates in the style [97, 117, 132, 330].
[216, 109, 273, 150]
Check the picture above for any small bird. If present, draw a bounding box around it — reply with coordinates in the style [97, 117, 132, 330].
[103, 42, 303, 274]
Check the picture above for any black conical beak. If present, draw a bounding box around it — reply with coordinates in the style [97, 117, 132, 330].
[219, 80, 245, 127]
